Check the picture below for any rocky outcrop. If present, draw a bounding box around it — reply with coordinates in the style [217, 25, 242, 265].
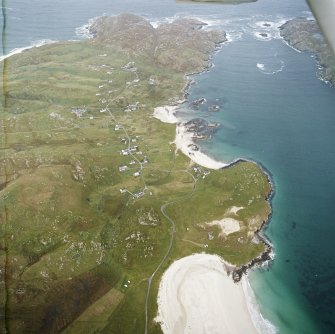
[90, 14, 156, 57]
[185, 118, 220, 140]
[280, 18, 335, 85]
[90, 13, 226, 73]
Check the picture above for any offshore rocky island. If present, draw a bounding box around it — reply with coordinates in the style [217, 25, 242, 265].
[0, 14, 272, 333]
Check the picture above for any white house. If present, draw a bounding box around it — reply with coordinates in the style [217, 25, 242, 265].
[119, 165, 128, 172]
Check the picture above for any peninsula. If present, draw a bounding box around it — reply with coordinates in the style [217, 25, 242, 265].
[0, 14, 272, 333]
[280, 18, 335, 85]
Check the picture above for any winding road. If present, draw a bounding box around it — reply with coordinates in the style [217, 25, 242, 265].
[144, 168, 198, 334]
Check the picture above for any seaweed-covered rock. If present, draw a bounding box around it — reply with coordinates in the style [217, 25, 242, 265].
[185, 118, 220, 139]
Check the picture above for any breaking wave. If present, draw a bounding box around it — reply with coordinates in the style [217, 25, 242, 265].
[75, 17, 98, 39]
[257, 59, 285, 75]
[0, 39, 57, 62]
[242, 277, 278, 334]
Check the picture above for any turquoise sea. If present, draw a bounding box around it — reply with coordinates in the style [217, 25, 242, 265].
[2, 0, 335, 333]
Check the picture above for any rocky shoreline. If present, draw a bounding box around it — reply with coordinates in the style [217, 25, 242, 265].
[228, 161, 275, 282]
[280, 18, 335, 85]
[91, 13, 275, 282]
[184, 118, 220, 141]
[232, 230, 273, 282]
[89, 13, 226, 74]
[166, 22, 276, 279]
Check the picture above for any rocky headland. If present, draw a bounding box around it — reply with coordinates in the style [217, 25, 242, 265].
[90, 13, 226, 73]
[280, 18, 335, 85]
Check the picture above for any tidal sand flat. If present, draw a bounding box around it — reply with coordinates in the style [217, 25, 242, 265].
[156, 253, 258, 334]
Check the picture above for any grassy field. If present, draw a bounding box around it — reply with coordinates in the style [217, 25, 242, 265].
[0, 37, 271, 333]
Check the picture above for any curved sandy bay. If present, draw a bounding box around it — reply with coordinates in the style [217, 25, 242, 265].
[156, 253, 258, 334]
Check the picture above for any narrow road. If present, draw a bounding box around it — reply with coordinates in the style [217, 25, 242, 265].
[144, 170, 198, 334]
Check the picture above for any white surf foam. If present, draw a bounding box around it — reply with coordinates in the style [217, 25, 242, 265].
[199, 14, 293, 45]
[150, 14, 182, 28]
[253, 31, 274, 42]
[192, 15, 223, 28]
[244, 15, 293, 42]
[75, 17, 97, 39]
[257, 63, 265, 70]
[257, 60, 285, 75]
[255, 21, 275, 29]
[242, 277, 279, 334]
[225, 30, 244, 43]
[0, 39, 57, 62]
[150, 20, 161, 29]
[150, 14, 223, 30]
[301, 11, 314, 21]
[282, 39, 302, 53]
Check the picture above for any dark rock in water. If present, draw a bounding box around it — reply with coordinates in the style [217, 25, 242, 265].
[213, 97, 226, 106]
[185, 118, 209, 132]
[173, 17, 208, 29]
[185, 118, 220, 140]
[263, 23, 271, 27]
[188, 143, 200, 151]
[280, 18, 335, 85]
[259, 33, 268, 38]
[208, 104, 220, 112]
[190, 98, 207, 108]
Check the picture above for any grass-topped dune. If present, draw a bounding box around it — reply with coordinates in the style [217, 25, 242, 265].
[0, 14, 271, 333]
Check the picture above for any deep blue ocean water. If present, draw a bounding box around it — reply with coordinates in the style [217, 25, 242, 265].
[1, 0, 334, 333]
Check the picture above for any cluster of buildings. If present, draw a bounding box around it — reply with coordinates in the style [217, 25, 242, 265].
[193, 166, 211, 179]
[124, 102, 141, 112]
[120, 145, 139, 156]
[122, 62, 137, 72]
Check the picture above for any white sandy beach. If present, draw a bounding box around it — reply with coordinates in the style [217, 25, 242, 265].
[174, 124, 227, 170]
[153, 105, 228, 170]
[153, 106, 179, 124]
[156, 253, 259, 334]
